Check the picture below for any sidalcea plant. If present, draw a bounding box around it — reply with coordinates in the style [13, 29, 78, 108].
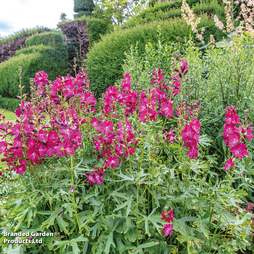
[1, 55, 254, 253]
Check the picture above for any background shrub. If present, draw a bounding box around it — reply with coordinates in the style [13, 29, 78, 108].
[25, 31, 66, 49]
[122, 0, 225, 29]
[86, 17, 113, 45]
[15, 44, 53, 56]
[0, 96, 20, 112]
[86, 16, 225, 98]
[0, 27, 51, 45]
[0, 48, 69, 98]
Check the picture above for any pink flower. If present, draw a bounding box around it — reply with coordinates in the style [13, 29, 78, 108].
[161, 210, 174, 223]
[105, 156, 119, 169]
[121, 73, 131, 92]
[162, 224, 173, 236]
[15, 164, 27, 175]
[37, 130, 47, 142]
[186, 146, 198, 159]
[47, 131, 58, 144]
[11, 124, 21, 137]
[34, 71, 48, 87]
[181, 118, 201, 159]
[246, 128, 254, 142]
[86, 172, 96, 185]
[161, 101, 174, 118]
[230, 143, 249, 159]
[227, 133, 240, 147]
[0, 142, 7, 155]
[54, 142, 65, 157]
[180, 59, 188, 73]
[63, 142, 75, 155]
[128, 147, 135, 155]
[97, 120, 114, 136]
[224, 158, 235, 171]
[92, 171, 104, 185]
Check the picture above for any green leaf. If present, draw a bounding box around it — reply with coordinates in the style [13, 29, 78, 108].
[199, 135, 212, 147]
[26, 208, 33, 228]
[137, 241, 159, 250]
[124, 228, 136, 242]
[105, 232, 115, 254]
[41, 211, 58, 229]
[14, 209, 29, 231]
[114, 200, 129, 212]
[56, 216, 69, 234]
[62, 203, 75, 217]
[70, 235, 88, 254]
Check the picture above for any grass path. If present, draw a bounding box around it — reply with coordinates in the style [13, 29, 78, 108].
[0, 108, 17, 169]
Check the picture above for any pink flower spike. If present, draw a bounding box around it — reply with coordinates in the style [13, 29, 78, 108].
[223, 158, 235, 171]
[163, 224, 173, 236]
[246, 128, 254, 142]
[70, 185, 75, 192]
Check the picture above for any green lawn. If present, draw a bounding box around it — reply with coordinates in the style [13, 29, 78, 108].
[0, 108, 17, 122]
[0, 108, 17, 169]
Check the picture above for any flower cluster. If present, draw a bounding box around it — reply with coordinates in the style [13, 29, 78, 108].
[0, 70, 96, 175]
[161, 208, 174, 236]
[222, 106, 253, 170]
[181, 118, 201, 159]
[163, 129, 175, 144]
[86, 167, 106, 185]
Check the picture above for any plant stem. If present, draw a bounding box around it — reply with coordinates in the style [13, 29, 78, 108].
[228, 157, 236, 191]
[71, 155, 81, 232]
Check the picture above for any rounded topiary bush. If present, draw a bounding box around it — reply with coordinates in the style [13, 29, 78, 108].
[0, 31, 71, 99]
[86, 16, 225, 98]
[0, 47, 69, 98]
[25, 31, 66, 49]
[15, 44, 53, 56]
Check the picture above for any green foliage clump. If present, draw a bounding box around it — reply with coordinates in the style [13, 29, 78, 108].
[86, 16, 225, 98]
[0, 97, 20, 112]
[74, 10, 93, 19]
[25, 31, 66, 49]
[15, 44, 53, 56]
[86, 17, 113, 45]
[74, 0, 95, 13]
[122, 0, 225, 29]
[0, 47, 69, 98]
[0, 26, 51, 46]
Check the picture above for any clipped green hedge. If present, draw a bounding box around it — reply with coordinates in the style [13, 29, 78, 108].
[25, 31, 66, 49]
[86, 17, 113, 44]
[0, 27, 51, 46]
[0, 97, 20, 112]
[0, 46, 69, 98]
[122, 0, 225, 29]
[86, 16, 225, 98]
[74, 0, 94, 13]
[15, 44, 53, 56]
